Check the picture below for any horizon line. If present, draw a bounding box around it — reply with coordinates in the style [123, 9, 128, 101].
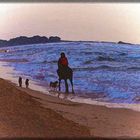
[0, 35, 139, 45]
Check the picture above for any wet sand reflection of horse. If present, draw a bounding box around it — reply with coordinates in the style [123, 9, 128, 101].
[57, 67, 74, 93]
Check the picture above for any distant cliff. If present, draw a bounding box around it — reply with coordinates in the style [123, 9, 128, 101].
[0, 35, 61, 47]
[118, 41, 132, 45]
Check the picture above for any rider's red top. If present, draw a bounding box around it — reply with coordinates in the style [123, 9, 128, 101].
[58, 57, 68, 66]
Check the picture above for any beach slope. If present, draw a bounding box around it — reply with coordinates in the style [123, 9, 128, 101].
[1, 77, 140, 139]
[0, 78, 89, 138]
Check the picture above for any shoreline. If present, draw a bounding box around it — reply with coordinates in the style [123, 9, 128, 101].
[0, 61, 50, 94]
[1, 61, 140, 113]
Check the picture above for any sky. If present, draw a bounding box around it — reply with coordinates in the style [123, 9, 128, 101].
[0, 3, 140, 44]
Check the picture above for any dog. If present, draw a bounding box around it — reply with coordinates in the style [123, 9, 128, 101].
[50, 81, 59, 91]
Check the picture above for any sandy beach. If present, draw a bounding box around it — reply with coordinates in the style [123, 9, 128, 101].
[0, 78, 139, 139]
[0, 78, 89, 138]
[24, 89, 140, 139]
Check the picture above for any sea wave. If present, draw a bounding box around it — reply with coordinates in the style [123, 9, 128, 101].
[73, 65, 128, 71]
[97, 56, 115, 61]
[73, 65, 140, 72]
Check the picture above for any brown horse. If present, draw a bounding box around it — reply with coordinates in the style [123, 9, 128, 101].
[57, 67, 74, 93]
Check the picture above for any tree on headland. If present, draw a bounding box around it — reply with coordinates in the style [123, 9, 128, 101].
[48, 36, 61, 42]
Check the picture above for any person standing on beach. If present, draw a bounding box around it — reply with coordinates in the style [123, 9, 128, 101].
[18, 77, 22, 87]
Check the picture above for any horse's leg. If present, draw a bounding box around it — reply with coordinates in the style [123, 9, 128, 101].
[59, 79, 61, 91]
[64, 79, 69, 93]
[70, 78, 74, 93]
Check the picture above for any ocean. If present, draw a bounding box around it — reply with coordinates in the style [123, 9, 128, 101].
[0, 41, 140, 105]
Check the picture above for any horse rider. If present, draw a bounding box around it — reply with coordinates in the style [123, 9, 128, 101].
[58, 52, 69, 71]
[57, 52, 74, 93]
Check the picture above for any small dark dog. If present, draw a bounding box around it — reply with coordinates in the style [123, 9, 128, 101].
[50, 81, 58, 91]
